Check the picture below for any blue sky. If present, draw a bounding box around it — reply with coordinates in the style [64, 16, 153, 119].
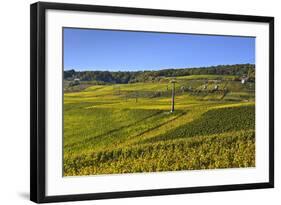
[64, 28, 255, 71]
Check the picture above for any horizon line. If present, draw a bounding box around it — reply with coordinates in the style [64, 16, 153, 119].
[64, 63, 255, 73]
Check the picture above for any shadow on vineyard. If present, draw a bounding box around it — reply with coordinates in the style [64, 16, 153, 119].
[144, 105, 255, 143]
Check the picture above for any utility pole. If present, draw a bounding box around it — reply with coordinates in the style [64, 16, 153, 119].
[170, 80, 176, 112]
[135, 91, 138, 103]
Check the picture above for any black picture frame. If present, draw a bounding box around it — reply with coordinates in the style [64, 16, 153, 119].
[30, 1, 274, 203]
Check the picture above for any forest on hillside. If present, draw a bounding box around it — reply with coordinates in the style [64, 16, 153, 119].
[64, 64, 255, 84]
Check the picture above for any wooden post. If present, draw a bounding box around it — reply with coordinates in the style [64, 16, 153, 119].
[171, 80, 176, 112]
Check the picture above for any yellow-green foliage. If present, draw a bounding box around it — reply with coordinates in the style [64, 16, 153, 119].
[145, 105, 255, 143]
[64, 130, 255, 176]
[64, 74, 255, 176]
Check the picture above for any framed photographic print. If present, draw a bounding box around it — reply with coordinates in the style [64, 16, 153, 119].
[30, 2, 274, 203]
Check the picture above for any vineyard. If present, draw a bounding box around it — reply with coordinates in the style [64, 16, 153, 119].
[64, 74, 255, 176]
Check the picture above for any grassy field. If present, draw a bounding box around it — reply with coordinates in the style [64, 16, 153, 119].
[63, 75, 255, 176]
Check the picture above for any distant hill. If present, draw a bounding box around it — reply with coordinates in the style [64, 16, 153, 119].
[64, 64, 255, 84]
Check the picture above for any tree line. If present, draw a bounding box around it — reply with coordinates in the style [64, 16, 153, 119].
[64, 64, 255, 84]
